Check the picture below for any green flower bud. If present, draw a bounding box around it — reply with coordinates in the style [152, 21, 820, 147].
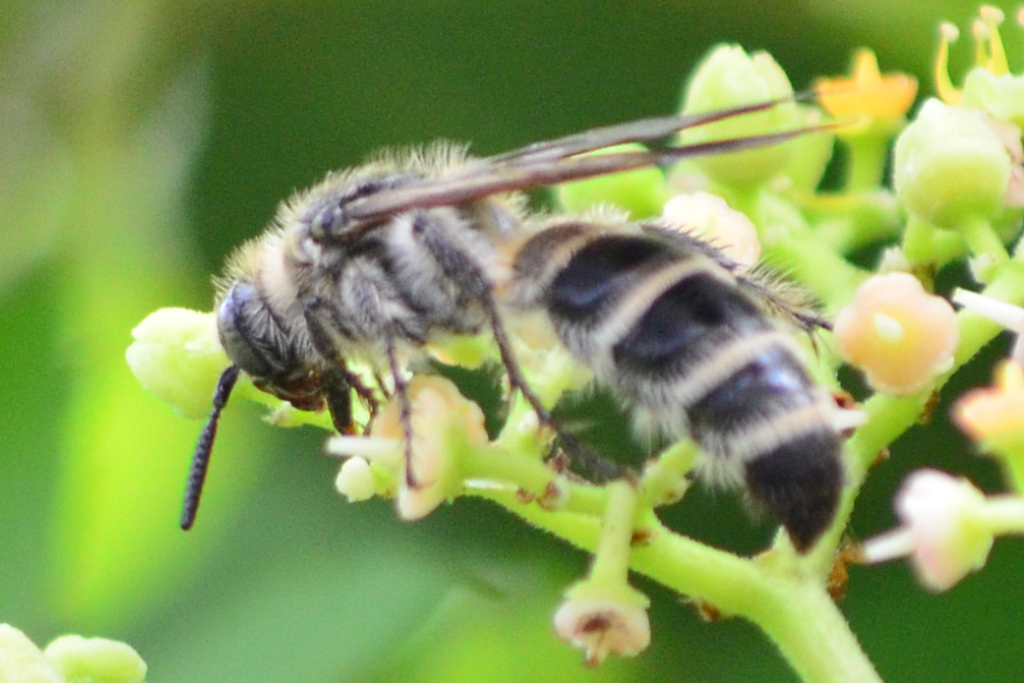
[335, 457, 378, 502]
[126, 308, 228, 419]
[893, 98, 1011, 230]
[961, 68, 1024, 129]
[555, 143, 672, 218]
[44, 636, 147, 683]
[782, 105, 836, 192]
[0, 625, 62, 683]
[678, 44, 801, 187]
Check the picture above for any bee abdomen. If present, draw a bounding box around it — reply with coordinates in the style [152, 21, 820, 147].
[546, 235, 680, 326]
[511, 225, 843, 551]
[743, 428, 843, 551]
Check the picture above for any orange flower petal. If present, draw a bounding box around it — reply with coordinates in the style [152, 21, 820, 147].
[816, 49, 918, 121]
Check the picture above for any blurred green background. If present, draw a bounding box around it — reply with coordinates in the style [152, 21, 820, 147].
[3, 1, 1024, 681]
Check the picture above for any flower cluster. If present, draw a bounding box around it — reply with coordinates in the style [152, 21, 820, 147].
[853, 7, 1024, 594]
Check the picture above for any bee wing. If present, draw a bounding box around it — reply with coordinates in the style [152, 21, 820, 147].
[487, 95, 798, 165]
[344, 121, 835, 220]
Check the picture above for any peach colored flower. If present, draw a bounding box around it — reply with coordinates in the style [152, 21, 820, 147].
[954, 361, 1024, 444]
[328, 376, 488, 519]
[553, 593, 651, 666]
[834, 273, 958, 395]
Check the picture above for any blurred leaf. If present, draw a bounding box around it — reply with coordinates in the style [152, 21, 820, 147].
[147, 546, 453, 682]
[46, 57, 269, 626]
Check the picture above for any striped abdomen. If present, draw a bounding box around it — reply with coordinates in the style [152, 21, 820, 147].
[511, 222, 843, 551]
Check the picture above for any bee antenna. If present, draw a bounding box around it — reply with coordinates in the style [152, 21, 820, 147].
[181, 364, 241, 530]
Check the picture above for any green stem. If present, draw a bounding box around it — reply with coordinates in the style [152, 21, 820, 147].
[761, 234, 869, 310]
[589, 481, 640, 584]
[806, 190, 902, 255]
[631, 527, 879, 682]
[639, 440, 698, 507]
[961, 215, 1010, 264]
[980, 496, 1024, 535]
[901, 214, 967, 270]
[842, 136, 889, 192]
[962, 215, 1011, 283]
[463, 443, 609, 518]
[473, 486, 881, 683]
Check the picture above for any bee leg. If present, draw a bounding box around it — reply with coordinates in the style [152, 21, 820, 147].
[303, 296, 382, 432]
[383, 336, 417, 489]
[408, 211, 554, 429]
[322, 364, 381, 435]
[482, 293, 627, 480]
[481, 292, 554, 427]
[348, 368, 382, 433]
[551, 431, 628, 483]
[320, 365, 356, 434]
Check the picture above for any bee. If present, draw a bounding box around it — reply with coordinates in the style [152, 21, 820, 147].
[183, 95, 839, 543]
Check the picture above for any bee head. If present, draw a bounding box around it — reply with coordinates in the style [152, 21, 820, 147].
[216, 281, 324, 411]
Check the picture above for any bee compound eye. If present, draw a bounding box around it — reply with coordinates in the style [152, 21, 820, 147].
[216, 282, 279, 381]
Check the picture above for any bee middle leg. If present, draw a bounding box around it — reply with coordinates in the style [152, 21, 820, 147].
[410, 212, 629, 480]
[408, 212, 555, 429]
[303, 297, 382, 434]
[382, 335, 417, 489]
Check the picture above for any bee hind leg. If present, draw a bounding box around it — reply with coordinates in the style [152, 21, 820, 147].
[481, 293, 554, 427]
[482, 294, 628, 481]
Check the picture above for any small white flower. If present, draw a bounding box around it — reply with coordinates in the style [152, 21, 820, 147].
[44, 634, 147, 683]
[334, 457, 377, 503]
[126, 308, 229, 418]
[0, 625, 62, 683]
[861, 469, 995, 591]
[661, 191, 761, 271]
[329, 376, 488, 520]
[553, 591, 651, 666]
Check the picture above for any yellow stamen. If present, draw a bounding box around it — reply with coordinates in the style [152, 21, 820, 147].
[936, 22, 963, 105]
[980, 5, 1009, 75]
[972, 19, 990, 69]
